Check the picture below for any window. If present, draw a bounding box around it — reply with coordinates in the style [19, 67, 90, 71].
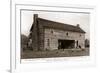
[51, 30, 53, 34]
[47, 39, 50, 46]
[76, 40, 78, 47]
[66, 32, 68, 36]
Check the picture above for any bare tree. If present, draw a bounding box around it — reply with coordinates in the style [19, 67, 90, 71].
[21, 34, 29, 51]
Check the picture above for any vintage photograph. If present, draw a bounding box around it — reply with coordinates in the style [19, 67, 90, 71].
[21, 10, 90, 59]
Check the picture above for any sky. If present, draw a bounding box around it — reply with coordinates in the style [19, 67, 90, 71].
[21, 10, 90, 39]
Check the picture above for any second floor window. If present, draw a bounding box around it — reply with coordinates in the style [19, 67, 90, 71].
[66, 32, 68, 36]
[51, 30, 53, 34]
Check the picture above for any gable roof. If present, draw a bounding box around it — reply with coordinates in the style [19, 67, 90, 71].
[30, 17, 85, 33]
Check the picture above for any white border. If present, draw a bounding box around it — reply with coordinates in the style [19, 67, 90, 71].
[11, 3, 96, 73]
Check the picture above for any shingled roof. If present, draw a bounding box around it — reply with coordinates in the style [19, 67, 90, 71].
[30, 17, 85, 33]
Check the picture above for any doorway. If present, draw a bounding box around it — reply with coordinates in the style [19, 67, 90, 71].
[58, 39, 75, 49]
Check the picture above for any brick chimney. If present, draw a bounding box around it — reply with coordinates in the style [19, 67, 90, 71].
[31, 14, 39, 51]
[76, 24, 80, 27]
[33, 14, 38, 24]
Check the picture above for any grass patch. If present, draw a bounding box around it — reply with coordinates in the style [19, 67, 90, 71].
[21, 48, 89, 59]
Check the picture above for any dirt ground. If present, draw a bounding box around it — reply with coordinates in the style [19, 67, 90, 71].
[21, 48, 89, 59]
